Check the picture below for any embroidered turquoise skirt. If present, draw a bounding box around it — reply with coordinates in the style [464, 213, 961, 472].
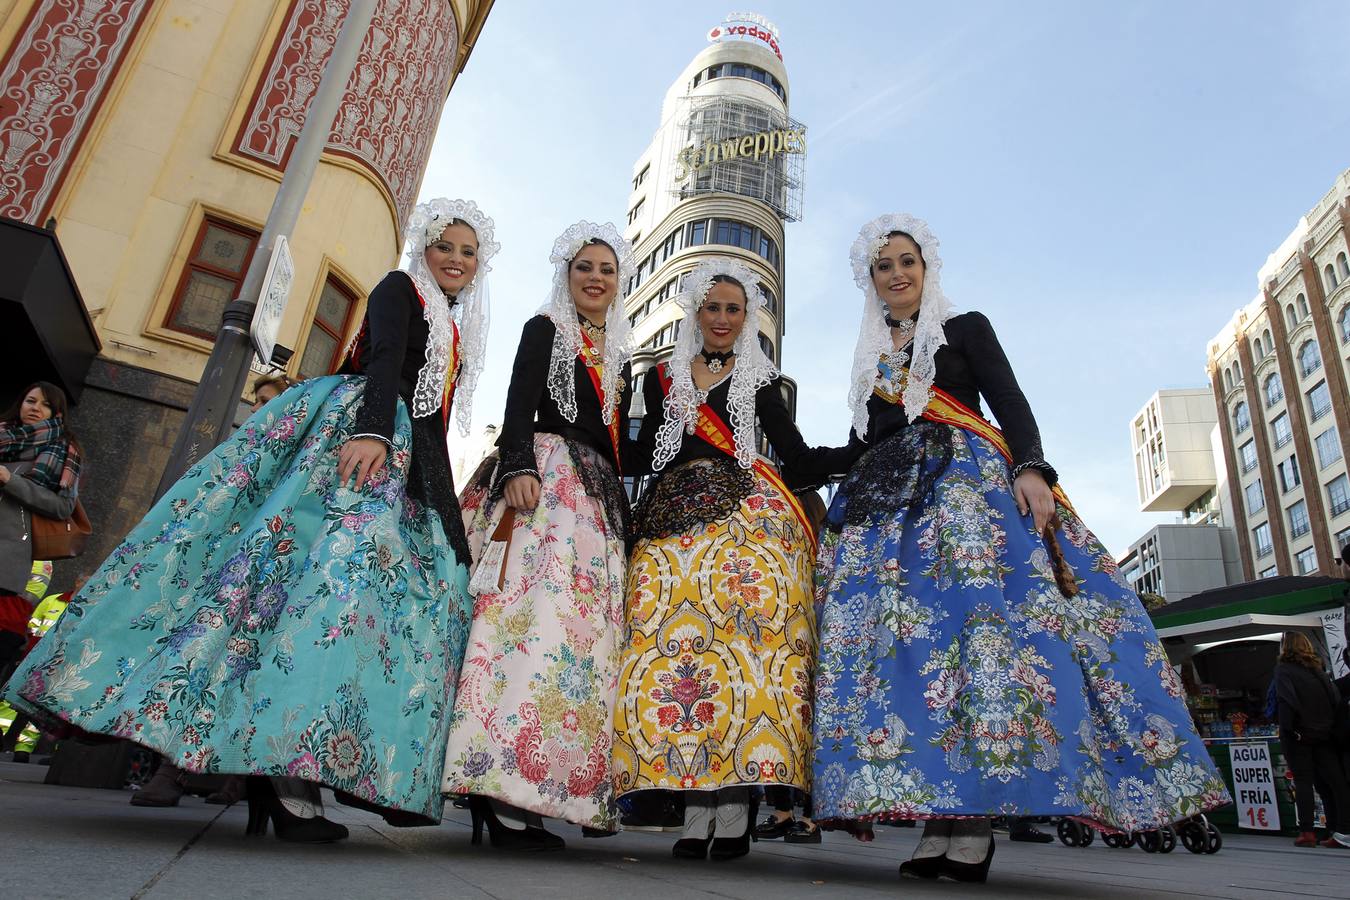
[5, 375, 471, 821]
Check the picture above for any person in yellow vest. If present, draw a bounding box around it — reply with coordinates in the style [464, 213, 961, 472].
[0, 565, 65, 757]
[610, 258, 854, 861]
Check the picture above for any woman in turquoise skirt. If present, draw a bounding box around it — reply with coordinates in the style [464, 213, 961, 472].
[4, 198, 498, 842]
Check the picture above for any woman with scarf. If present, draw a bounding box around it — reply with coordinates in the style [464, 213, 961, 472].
[442, 221, 636, 850]
[810, 214, 1229, 883]
[5, 198, 497, 842]
[610, 258, 850, 861]
[0, 383, 80, 675]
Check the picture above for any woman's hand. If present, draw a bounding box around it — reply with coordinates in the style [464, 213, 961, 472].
[0, 465, 9, 485]
[337, 438, 387, 491]
[503, 474, 541, 511]
[1014, 468, 1055, 533]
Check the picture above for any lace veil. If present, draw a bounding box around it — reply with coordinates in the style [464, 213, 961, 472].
[401, 197, 499, 435]
[846, 213, 955, 438]
[538, 221, 635, 425]
[652, 257, 779, 471]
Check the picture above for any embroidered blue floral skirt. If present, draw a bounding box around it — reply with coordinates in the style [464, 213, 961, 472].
[5, 376, 471, 821]
[811, 422, 1229, 832]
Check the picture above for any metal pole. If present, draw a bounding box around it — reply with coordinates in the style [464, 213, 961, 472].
[154, 0, 379, 499]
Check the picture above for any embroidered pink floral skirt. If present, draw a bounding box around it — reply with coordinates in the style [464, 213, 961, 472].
[441, 433, 627, 829]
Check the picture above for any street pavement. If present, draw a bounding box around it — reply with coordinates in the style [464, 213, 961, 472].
[2, 760, 1343, 899]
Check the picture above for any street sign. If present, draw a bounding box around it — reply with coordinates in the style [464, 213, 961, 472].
[250, 234, 294, 368]
[1229, 742, 1280, 831]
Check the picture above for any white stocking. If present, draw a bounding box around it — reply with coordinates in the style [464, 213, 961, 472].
[270, 777, 322, 819]
[490, 799, 528, 830]
[912, 818, 953, 860]
[714, 787, 749, 838]
[947, 817, 993, 864]
[683, 792, 716, 839]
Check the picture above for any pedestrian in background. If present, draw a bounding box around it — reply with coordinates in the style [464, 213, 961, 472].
[1272, 631, 1350, 848]
[0, 383, 81, 674]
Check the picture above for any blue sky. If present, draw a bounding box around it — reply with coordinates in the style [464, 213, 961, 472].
[419, 0, 1350, 555]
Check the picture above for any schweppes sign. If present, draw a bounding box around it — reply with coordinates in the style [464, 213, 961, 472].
[673, 126, 806, 182]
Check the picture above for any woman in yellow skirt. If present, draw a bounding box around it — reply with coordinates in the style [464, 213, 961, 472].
[612, 258, 852, 861]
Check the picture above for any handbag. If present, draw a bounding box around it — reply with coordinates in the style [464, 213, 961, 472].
[31, 499, 92, 560]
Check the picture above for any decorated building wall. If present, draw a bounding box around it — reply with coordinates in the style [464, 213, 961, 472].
[0, 0, 494, 583]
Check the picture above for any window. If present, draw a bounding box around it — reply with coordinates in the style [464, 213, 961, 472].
[1232, 401, 1250, 434]
[1272, 412, 1292, 449]
[1326, 264, 1339, 292]
[1244, 478, 1265, 515]
[1329, 473, 1350, 518]
[1252, 336, 1263, 359]
[760, 284, 777, 316]
[1340, 252, 1350, 280]
[1341, 305, 1350, 343]
[758, 333, 775, 362]
[1264, 372, 1283, 407]
[1285, 303, 1298, 329]
[1307, 380, 1332, 422]
[1295, 546, 1318, 575]
[1263, 327, 1273, 349]
[1252, 522, 1273, 557]
[632, 164, 649, 191]
[1239, 439, 1258, 473]
[164, 216, 260, 340]
[1298, 340, 1321, 377]
[297, 277, 358, 379]
[627, 197, 645, 225]
[688, 219, 707, 246]
[1278, 454, 1301, 493]
[1223, 369, 1233, 391]
[1259, 565, 1278, 579]
[694, 61, 787, 101]
[1298, 292, 1312, 319]
[1287, 499, 1310, 538]
[1336, 525, 1350, 556]
[1316, 428, 1343, 469]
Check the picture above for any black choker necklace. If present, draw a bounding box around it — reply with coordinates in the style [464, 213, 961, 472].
[885, 314, 915, 329]
[578, 315, 605, 342]
[700, 348, 734, 374]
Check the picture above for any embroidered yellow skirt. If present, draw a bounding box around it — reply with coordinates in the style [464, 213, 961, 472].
[611, 457, 816, 795]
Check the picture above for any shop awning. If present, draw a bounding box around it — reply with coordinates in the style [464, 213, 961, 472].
[1155, 611, 1327, 643]
[0, 218, 101, 405]
[1151, 575, 1345, 632]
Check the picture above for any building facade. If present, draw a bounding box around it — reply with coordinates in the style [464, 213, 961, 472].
[1207, 168, 1350, 581]
[1118, 524, 1242, 606]
[0, 0, 494, 582]
[620, 13, 804, 410]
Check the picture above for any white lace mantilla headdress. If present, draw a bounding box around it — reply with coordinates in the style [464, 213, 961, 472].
[846, 213, 955, 438]
[538, 221, 636, 424]
[652, 257, 779, 471]
[401, 197, 499, 436]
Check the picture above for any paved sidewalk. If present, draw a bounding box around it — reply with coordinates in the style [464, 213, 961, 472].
[3, 761, 1343, 899]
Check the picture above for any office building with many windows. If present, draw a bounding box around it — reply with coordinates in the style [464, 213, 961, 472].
[619, 14, 805, 424]
[1207, 167, 1350, 579]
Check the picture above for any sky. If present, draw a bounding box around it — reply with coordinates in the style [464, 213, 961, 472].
[418, 0, 1350, 556]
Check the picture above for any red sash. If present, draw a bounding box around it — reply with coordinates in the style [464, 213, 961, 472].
[579, 331, 622, 472]
[873, 379, 1074, 514]
[656, 364, 813, 537]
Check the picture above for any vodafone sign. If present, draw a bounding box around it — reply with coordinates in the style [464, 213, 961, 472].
[707, 13, 783, 60]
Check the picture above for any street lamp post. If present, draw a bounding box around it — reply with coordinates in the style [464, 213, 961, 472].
[153, 0, 379, 500]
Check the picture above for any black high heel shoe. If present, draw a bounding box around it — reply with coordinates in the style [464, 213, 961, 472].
[243, 777, 349, 843]
[467, 796, 565, 850]
[937, 835, 995, 883]
[709, 797, 759, 861]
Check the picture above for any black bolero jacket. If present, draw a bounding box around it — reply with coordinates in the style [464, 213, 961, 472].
[338, 270, 442, 444]
[495, 315, 634, 485]
[632, 362, 851, 488]
[852, 311, 1056, 484]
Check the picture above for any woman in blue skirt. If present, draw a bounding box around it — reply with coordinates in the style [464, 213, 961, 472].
[811, 214, 1229, 882]
[4, 197, 498, 842]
